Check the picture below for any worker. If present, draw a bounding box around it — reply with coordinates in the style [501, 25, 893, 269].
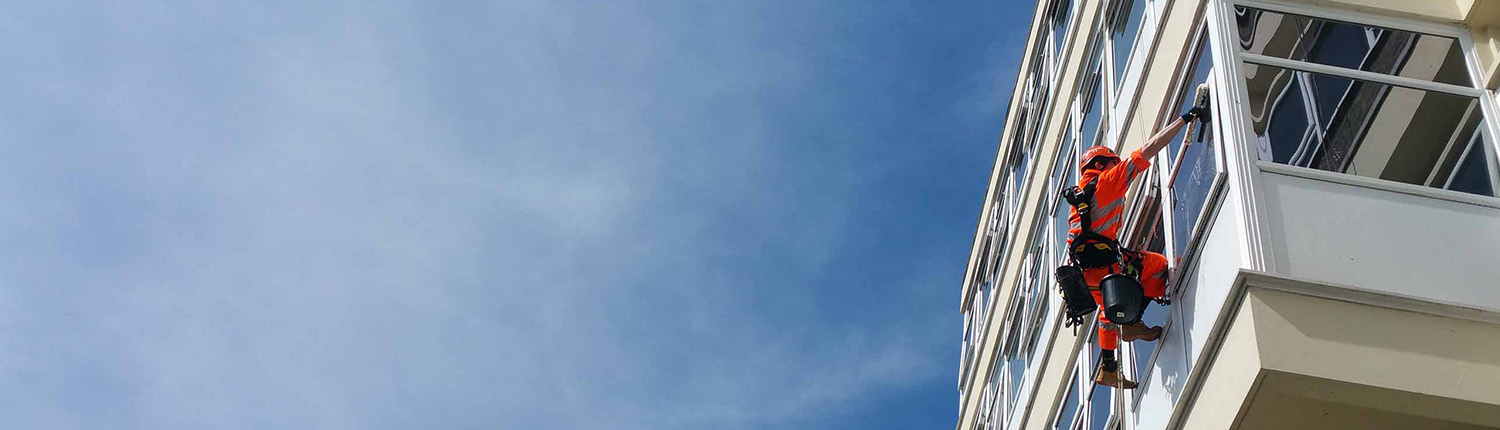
[1068, 104, 1205, 390]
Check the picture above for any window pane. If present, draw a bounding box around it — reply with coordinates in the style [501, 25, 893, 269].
[1243, 63, 1496, 197]
[1110, 0, 1147, 89]
[1007, 354, 1025, 406]
[1080, 77, 1104, 149]
[1055, 375, 1081, 430]
[1032, 49, 1054, 134]
[1052, 0, 1073, 57]
[1449, 136, 1496, 196]
[1012, 143, 1031, 201]
[1087, 385, 1111, 430]
[1053, 134, 1076, 190]
[1234, 6, 1472, 87]
[1133, 215, 1167, 381]
[1168, 35, 1219, 260]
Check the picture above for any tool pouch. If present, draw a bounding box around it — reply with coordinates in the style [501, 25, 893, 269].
[1056, 264, 1096, 327]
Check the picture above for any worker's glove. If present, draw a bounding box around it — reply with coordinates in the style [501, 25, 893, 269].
[1179, 107, 1202, 123]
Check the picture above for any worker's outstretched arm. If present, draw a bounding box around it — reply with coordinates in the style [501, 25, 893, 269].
[1139, 116, 1190, 160]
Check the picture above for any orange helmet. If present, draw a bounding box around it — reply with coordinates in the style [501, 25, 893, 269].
[1080, 146, 1118, 172]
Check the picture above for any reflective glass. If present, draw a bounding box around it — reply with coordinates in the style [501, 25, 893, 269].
[1168, 35, 1219, 260]
[1025, 247, 1050, 358]
[1234, 6, 1472, 86]
[1007, 354, 1025, 406]
[1011, 142, 1030, 202]
[1026, 289, 1049, 361]
[1449, 136, 1496, 196]
[1243, 63, 1495, 196]
[1079, 77, 1104, 149]
[1055, 375, 1081, 430]
[1132, 216, 1167, 381]
[1110, 0, 1147, 89]
[1032, 48, 1053, 135]
[1052, 0, 1073, 57]
[1087, 384, 1111, 430]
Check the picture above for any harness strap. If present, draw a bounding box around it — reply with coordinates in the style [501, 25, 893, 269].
[1063, 177, 1121, 269]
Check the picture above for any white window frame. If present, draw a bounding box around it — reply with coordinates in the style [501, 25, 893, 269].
[1130, 17, 1234, 411]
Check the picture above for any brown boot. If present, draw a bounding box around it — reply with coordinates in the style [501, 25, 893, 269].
[1121, 323, 1162, 342]
[1096, 369, 1138, 389]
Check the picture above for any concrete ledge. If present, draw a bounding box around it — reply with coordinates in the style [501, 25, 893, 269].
[1169, 274, 1500, 430]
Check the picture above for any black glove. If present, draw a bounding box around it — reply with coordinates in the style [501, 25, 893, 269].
[1179, 107, 1201, 123]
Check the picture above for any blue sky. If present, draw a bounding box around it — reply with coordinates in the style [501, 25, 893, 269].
[1, 1, 1027, 428]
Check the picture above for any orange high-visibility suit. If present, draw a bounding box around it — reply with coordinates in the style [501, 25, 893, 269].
[1067, 147, 1169, 351]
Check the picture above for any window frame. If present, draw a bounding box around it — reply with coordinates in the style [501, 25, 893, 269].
[1155, 25, 1231, 292]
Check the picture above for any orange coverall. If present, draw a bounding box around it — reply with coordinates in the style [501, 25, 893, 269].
[1067, 148, 1169, 351]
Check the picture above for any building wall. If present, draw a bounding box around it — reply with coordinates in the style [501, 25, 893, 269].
[956, 0, 1109, 425]
[958, 0, 1211, 427]
[961, 0, 1500, 430]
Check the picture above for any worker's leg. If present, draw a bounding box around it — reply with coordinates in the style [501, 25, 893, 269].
[1138, 250, 1170, 299]
[1094, 319, 1136, 389]
[1084, 267, 1138, 389]
[1098, 320, 1118, 351]
[1122, 251, 1167, 343]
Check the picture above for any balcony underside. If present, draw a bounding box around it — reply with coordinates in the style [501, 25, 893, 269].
[1181, 286, 1500, 430]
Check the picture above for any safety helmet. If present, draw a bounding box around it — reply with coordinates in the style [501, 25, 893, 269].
[1080, 146, 1119, 172]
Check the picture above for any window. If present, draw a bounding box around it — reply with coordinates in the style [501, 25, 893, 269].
[1054, 367, 1082, 430]
[1163, 30, 1221, 261]
[1086, 383, 1112, 430]
[1108, 0, 1148, 91]
[1051, 0, 1075, 65]
[1051, 330, 1118, 430]
[1078, 45, 1107, 150]
[1127, 201, 1168, 394]
[1234, 5, 1499, 197]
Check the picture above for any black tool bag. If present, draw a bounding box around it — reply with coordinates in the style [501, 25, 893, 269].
[1054, 264, 1096, 328]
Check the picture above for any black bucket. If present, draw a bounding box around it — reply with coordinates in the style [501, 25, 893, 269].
[1100, 274, 1144, 325]
[1055, 265, 1096, 319]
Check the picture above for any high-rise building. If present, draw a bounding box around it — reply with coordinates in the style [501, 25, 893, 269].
[957, 1, 1500, 429]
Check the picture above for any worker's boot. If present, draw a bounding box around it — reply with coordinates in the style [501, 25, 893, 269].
[1095, 369, 1138, 389]
[1121, 323, 1162, 342]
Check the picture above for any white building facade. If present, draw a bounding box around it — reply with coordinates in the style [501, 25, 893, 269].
[957, 1, 1500, 429]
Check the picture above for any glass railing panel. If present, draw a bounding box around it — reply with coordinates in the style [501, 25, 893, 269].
[1242, 63, 1496, 197]
[1234, 6, 1472, 87]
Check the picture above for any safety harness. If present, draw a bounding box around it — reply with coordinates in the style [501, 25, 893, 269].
[1055, 177, 1163, 328]
[1055, 178, 1116, 328]
[1062, 179, 1121, 270]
